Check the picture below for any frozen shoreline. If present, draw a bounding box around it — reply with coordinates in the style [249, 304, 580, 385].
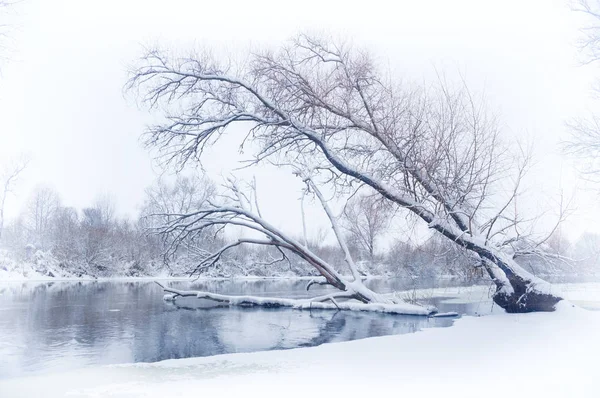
[0, 301, 597, 397]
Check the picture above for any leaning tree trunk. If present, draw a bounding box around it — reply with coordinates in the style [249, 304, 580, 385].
[492, 272, 562, 313]
[475, 250, 563, 313]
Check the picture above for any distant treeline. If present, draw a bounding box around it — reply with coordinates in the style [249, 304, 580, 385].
[0, 176, 598, 279]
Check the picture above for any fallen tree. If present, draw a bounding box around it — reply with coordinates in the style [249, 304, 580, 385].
[151, 176, 436, 316]
[155, 283, 436, 316]
[130, 34, 565, 312]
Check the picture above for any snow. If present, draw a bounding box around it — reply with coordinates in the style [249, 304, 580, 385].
[1, 302, 598, 397]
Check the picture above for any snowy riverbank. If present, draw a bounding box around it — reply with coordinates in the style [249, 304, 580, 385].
[0, 300, 597, 397]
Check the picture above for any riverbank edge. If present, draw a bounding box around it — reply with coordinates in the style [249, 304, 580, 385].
[0, 301, 597, 397]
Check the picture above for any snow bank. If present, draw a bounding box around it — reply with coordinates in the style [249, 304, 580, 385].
[1, 304, 598, 397]
[0, 250, 71, 280]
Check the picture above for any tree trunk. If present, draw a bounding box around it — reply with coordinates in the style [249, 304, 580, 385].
[428, 228, 565, 313]
[493, 274, 562, 313]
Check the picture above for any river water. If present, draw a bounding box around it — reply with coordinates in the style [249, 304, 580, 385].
[0, 277, 532, 379]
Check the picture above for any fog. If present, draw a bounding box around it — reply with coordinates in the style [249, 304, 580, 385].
[0, 0, 598, 242]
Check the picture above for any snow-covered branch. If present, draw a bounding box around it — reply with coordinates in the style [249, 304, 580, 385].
[155, 282, 435, 315]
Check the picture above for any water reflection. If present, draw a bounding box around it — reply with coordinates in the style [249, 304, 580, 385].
[0, 279, 472, 379]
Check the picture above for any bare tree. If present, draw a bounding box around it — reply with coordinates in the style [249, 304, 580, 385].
[141, 174, 218, 272]
[92, 193, 116, 228]
[77, 194, 120, 274]
[51, 206, 80, 262]
[0, 0, 19, 65]
[572, 232, 600, 272]
[564, 117, 600, 181]
[0, 1, 10, 54]
[0, 156, 27, 243]
[565, 1, 600, 178]
[343, 193, 392, 261]
[572, 0, 600, 63]
[130, 34, 564, 312]
[0, 2, 23, 243]
[24, 185, 61, 249]
[142, 174, 216, 220]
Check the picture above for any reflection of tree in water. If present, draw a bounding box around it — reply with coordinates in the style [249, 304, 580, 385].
[158, 302, 454, 356]
[154, 304, 325, 356]
[1, 281, 146, 375]
[297, 311, 447, 348]
[131, 305, 227, 362]
[297, 311, 348, 347]
[0, 280, 460, 378]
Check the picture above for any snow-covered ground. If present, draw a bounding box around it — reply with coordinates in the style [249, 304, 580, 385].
[0, 298, 598, 397]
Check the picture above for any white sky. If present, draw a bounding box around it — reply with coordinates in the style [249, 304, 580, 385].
[0, 0, 599, 242]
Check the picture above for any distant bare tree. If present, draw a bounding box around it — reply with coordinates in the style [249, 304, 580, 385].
[78, 194, 120, 274]
[572, 232, 600, 272]
[343, 193, 392, 260]
[0, 1, 10, 48]
[141, 175, 215, 221]
[92, 193, 116, 228]
[130, 34, 564, 312]
[141, 174, 218, 271]
[24, 185, 60, 249]
[0, 0, 18, 63]
[51, 206, 80, 261]
[572, 0, 600, 63]
[0, 157, 28, 243]
[387, 233, 481, 279]
[0, 2, 23, 242]
[564, 117, 600, 181]
[565, 1, 600, 179]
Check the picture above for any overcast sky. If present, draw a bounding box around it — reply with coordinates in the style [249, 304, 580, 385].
[0, 0, 599, 242]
